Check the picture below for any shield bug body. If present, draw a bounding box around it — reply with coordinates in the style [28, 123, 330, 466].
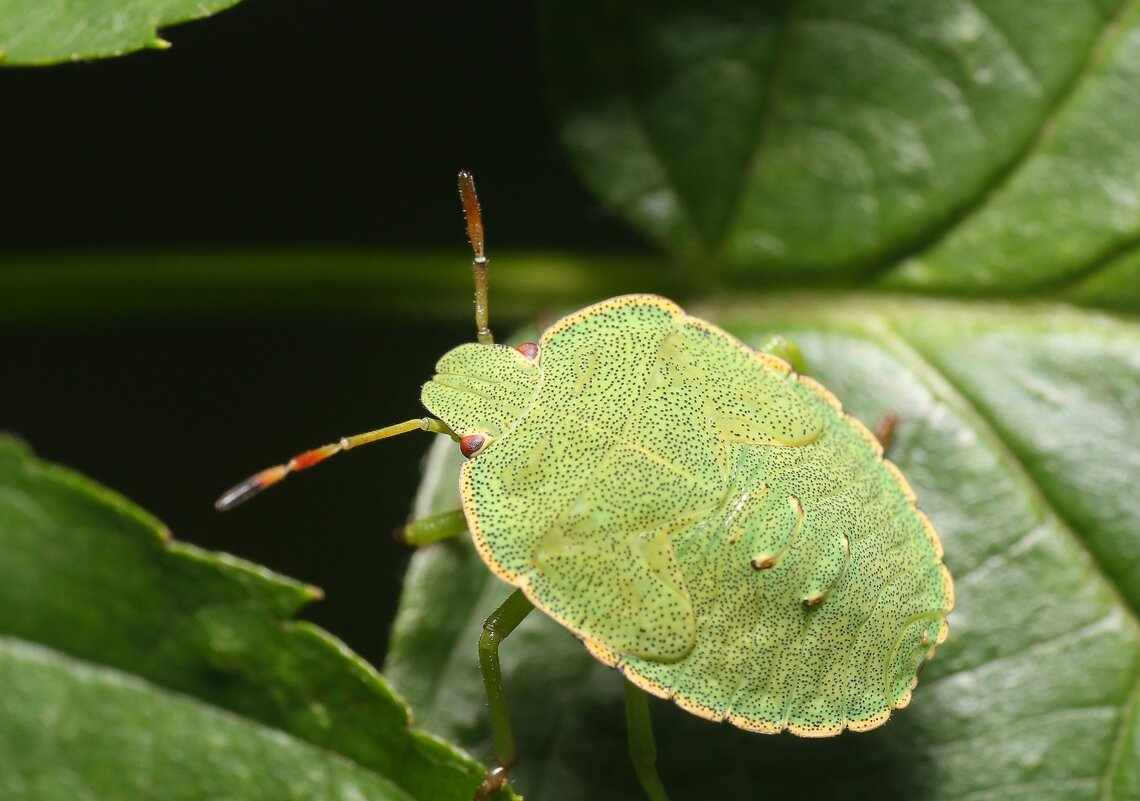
[218, 173, 954, 801]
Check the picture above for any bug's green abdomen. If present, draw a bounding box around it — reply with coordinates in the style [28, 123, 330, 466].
[641, 380, 951, 735]
[447, 295, 953, 737]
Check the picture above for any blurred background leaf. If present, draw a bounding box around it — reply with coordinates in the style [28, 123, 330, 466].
[0, 0, 245, 64]
[542, 0, 1140, 297]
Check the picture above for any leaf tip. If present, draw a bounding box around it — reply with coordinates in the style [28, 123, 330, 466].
[148, 38, 172, 51]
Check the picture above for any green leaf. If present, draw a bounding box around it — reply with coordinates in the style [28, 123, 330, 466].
[541, 0, 1140, 296]
[0, 0, 244, 65]
[387, 295, 1140, 801]
[0, 436, 515, 801]
[1067, 244, 1140, 313]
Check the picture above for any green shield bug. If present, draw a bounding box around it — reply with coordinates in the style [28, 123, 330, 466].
[217, 172, 954, 801]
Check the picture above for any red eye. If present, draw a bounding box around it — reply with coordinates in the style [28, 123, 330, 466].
[516, 342, 540, 360]
[460, 433, 488, 458]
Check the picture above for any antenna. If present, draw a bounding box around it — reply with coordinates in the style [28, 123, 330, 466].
[215, 417, 456, 511]
[459, 171, 493, 345]
[214, 172, 492, 511]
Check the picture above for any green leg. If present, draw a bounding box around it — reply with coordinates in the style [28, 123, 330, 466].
[394, 508, 468, 546]
[757, 334, 902, 456]
[756, 334, 808, 375]
[474, 589, 535, 801]
[624, 679, 672, 801]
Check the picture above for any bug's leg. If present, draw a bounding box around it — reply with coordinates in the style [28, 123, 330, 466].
[756, 334, 809, 374]
[874, 412, 900, 455]
[394, 508, 468, 546]
[757, 335, 903, 456]
[624, 679, 672, 801]
[759, 333, 904, 456]
[475, 589, 535, 801]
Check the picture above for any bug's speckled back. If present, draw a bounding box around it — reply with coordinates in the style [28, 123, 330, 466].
[423, 294, 953, 737]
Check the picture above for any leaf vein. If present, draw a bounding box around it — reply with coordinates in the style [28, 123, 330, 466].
[876, 320, 1140, 801]
[965, 0, 1044, 94]
[718, 0, 803, 256]
[878, 0, 1138, 278]
[878, 322, 1140, 623]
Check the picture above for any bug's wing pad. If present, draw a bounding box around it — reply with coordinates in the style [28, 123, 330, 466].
[662, 319, 824, 448]
[462, 297, 706, 662]
[532, 507, 699, 662]
[462, 412, 700, 662]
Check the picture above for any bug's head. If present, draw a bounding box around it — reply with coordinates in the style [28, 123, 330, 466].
[418, 171, 543, 458]
[421, 341, 541, 452]
[213, 171, 535, 511]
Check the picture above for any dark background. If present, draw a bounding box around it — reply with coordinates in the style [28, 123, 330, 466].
[2, 0, 645, 667]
